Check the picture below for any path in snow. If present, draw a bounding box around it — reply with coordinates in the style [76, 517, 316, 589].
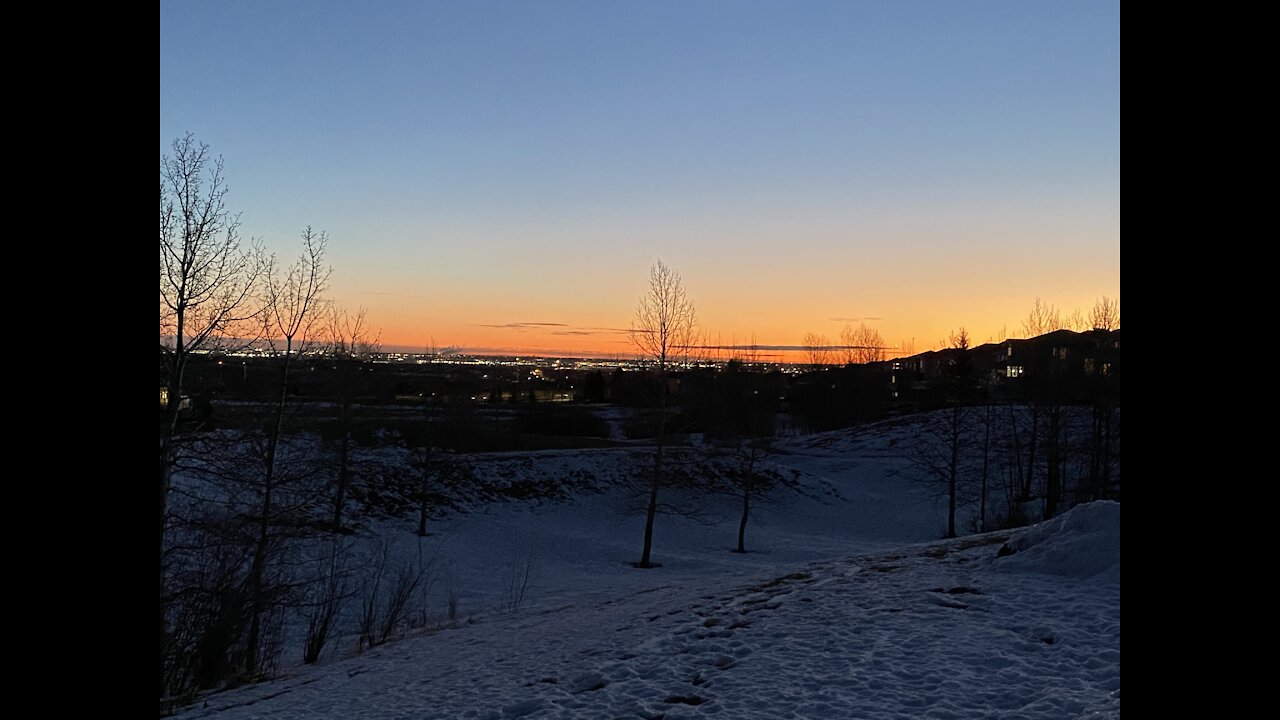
[176, 503, 1119, 720]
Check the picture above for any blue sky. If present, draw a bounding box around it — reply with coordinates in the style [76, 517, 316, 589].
[161, 1, 1119, 355]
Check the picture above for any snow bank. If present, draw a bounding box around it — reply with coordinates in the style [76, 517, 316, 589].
[996, 501, 1120, 581]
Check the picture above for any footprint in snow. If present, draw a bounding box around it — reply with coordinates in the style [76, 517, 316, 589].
[567, 672, 608, 694]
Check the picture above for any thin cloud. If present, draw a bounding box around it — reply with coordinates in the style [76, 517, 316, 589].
[690, 344, 895, 351]
[453, 345, 633, 359]
[473, 322, 570, 329]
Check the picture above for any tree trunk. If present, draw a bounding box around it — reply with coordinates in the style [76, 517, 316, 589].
[947, 434, 958, 538]
[1005, 404, 1022, 520]
[639, 373, 667, 568]
[639, 455, 660, 567]
[417, 446, 432, 537]
[332, 365, 353, 531]
[980, 406, 991, 533]
[1023, 405, 1039, 501]
[246, 339, 293, 677]
[1102, 405, 1114, 493]
[736, 446, 757, 553]
[159, 338, 186, 698]
[332, 429, 350, 531]
[1044, 405, 1061, 520]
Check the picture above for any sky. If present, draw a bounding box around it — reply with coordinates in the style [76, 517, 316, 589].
[160, 0, 1119, 359]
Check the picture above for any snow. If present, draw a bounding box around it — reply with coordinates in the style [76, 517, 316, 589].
[994, 501, 1120, 582]
[170, 417, 1119, 719]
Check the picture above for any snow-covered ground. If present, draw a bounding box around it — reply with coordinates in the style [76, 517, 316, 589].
[172, 420, 1119, 719]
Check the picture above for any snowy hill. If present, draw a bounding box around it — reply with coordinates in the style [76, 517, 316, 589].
[175, 502, 1118, 719]
[168, 406, 1119, 720]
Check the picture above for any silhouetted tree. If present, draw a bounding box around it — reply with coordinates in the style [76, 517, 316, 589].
[803, 332, 831, 369]
[160, 133, 265, 698]
[840, 322, 887, 365]
[1090, 296, 1120, 330]
[245, 228, 331, 677]
[912, 328, 972, 538]
[1021, 297, 1063, 338]
[707, 360, 779, 552]
[629, 259, 697, 568]
[325, 305, 378, 532]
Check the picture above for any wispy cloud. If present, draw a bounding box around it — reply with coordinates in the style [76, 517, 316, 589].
[691, 343, 894, 351]
[453, 345, 637, 359]
[473, 322, 570, 329]
[476, 323, 634, 337]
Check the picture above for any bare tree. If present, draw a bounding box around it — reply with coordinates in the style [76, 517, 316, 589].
[159, 134, 266, 545]
[357, 541, 432, 650]
[245, 229, 332, 676]
[912, 328, 972, 538]
[159, 133, 265, 698]
[802, 332, 830, 369]
[840, 322, 887, 365]
[1016, 298, 1067, 505]
[1065, 307, 1088, 332]
[708, 360, 779, 553]
[325, 305, 379, 531]
[1020, 297, 1063, 338]
[741, 332, 762, 366]
[629, 259, 697, 568]
[264, 227, 332, 361]
[303, 539, 357, 665]
[1089, 296, 1120, 330]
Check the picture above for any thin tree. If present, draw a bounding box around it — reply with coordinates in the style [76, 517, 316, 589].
[840, 322, 887, 365]
[912, 328, 972, 538]
[943, 328, 971, 537]
[802, 332, 830, 369]
[1086, 299, 1119, 501]
[1065, 307, 1088, 332]
[1089, 296, 1120, 330]
[245, 228, 331, 677]
[1018, 298, 1066, 501]
[712, 360, 778, 553]
[629, 259, 697, 568]
[325, 305, 378, 532]
[1021, 297, 1063, 338]
[159, 133, 265, 697]
[159, 135, 265, 547]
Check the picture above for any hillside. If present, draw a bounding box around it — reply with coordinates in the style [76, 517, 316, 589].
[168, 414, 1119, 719]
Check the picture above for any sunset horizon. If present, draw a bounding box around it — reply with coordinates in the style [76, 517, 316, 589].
[162, 1, 1118, 362]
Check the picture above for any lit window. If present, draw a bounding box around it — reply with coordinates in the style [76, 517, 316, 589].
[1006, 365, 1024, 378]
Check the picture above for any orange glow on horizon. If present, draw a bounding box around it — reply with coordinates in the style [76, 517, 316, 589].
[358, 295, 1118, 362]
